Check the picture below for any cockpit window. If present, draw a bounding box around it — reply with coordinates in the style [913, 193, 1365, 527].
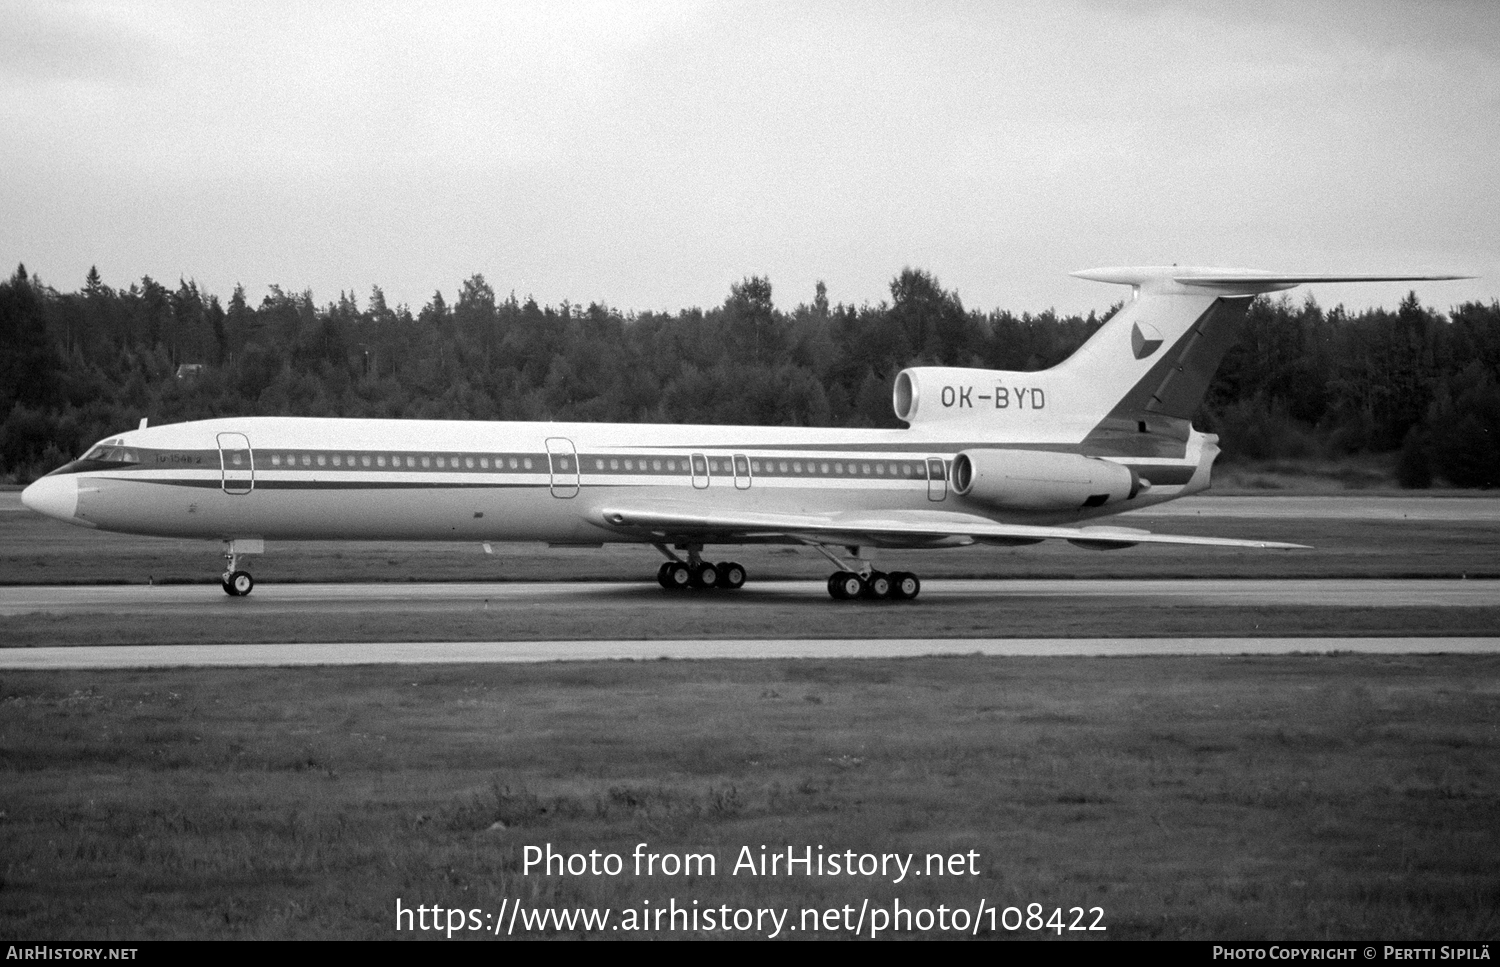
[83, 445, 139, 464]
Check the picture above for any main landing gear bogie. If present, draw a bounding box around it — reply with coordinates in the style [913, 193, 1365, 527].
[826, 569, 921, 602]
[657, 560, 747, 592]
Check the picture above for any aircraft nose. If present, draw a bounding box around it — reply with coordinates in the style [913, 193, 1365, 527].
[21, 474, 79, 522]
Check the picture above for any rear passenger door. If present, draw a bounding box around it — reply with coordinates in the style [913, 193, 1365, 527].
[546, 437, 579, 498]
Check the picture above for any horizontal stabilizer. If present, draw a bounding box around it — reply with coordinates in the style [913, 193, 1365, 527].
[1074, 266, 1472, 296]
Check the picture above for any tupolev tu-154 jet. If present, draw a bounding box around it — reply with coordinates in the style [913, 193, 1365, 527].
[21, 266, 1468, 600]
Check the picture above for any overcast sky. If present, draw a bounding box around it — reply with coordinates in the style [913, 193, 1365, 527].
[3, 0, 1496, 317]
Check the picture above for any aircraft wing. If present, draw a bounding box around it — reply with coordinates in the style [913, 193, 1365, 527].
[594, 504, 1309, 550]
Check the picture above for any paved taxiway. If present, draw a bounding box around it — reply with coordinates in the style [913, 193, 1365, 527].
[4, 636, 1498, 669]
[3, 577, 1498, 617]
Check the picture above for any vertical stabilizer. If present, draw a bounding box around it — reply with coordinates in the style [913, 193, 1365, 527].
[1065, 266, 1471, 433]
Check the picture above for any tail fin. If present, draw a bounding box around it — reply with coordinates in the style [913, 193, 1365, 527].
[1066, 267, 1470, 438]
[893, 266, 1468, 443]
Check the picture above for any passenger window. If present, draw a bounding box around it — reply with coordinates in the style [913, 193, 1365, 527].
[301, 455, 312, 467]
[524, 458, 533, 470]
[377, 455, 386, 467]
[466, 457, 475, 469]
[333, 455, 342, 467]
[480, 457, 489, 469]
[652, 459, 662, 472]
[271, 454, 281, 467]
[421, 456, 431, 468]
[610, 459, 619, 471]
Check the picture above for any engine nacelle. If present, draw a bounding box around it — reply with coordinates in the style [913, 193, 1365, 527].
[893, 366, 1053, 427]
[950, 448, 1143, 512]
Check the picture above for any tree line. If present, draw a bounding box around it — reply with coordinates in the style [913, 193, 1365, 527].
[2, 263, 1497, 486]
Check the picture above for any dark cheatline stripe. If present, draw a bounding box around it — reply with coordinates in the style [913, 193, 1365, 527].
[136, 479, 544, 491]
[59, 443, 1196, 488]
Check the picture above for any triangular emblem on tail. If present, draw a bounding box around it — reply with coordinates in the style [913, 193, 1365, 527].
[1131, 322, 1163, 360]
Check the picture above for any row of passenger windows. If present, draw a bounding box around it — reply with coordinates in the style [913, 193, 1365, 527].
[259, 452, 540, 470]
[225, 451, 935, 478]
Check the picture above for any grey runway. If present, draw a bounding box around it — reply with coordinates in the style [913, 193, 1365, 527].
[4, 637, 1498, 669]
[3, 577, 1498, 616]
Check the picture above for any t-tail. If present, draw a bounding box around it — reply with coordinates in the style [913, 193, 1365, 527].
[894, 265, 1471, 504]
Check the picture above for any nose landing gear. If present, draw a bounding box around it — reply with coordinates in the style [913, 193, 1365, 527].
[220, 539, 263, 596]
[222, 570, 254, 596]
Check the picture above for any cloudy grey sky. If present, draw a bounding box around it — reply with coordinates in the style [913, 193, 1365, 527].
[3, 0, 1496, 317]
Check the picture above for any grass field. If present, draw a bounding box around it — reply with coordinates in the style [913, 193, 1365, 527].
[2, 656, 1497, 940]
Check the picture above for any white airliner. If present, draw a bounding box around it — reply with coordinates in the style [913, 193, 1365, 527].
[20, 266, 1467, 600]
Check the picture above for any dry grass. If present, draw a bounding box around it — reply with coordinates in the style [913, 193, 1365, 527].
[2, 656, 1498, 939]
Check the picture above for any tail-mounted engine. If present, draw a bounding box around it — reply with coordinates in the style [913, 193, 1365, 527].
[894, 367, 1054, 428]
[950, 448, 1145, 512]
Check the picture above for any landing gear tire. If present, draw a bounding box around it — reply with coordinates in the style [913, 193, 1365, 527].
[861, 570, 893, 599]
[224, 570, 254, 597]
[657, 562, 675, 589]
[719, 561, 746, 590]
[890, 571, 921, 601]
[691, 562, 720, 589]
[663, 562, 692, 590]
[828, 571, 864, 600]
